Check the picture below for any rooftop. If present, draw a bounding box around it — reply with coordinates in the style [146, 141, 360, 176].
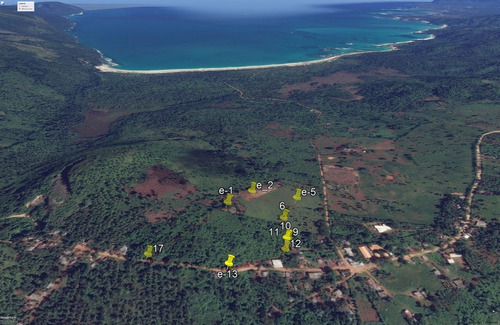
[374, 224, 392, 233]
[272, 260, 284, 268]
[358, 245, 373, 259]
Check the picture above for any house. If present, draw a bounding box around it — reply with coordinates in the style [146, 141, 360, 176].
[358, 246, 373, 259]
[369, 244, 384, 251]
[333, 289, 343, 299]
[350, 261, 364, 267]
[377, 291, 389, 298]
[403, 309, 413, 319]
[119, 245, 128, 255]
[449, 253, 462, 258]
[272, 259, 284, 269]
[453, 279, 466, 289]
[374, 224, 392, 233]
[308, 272, 323, 280]
[447, 258, 455, 264]
[295, 272, 306, 279]
[475, 220, 487, 228]
[412, 291, 424, 299]
[344, 247, 354, 257]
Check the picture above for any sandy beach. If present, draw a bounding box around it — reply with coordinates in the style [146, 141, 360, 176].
[95, 24, 448, 75]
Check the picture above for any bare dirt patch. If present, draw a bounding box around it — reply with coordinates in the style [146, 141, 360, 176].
[424, 96, 441, 102]
[278, 71, 365, 97]
[25, 195, 46, 209]
[73, 109, 132, 138]
[238, 182, 280, 201]
[73, 243, 95, 257]
[6, 213, 29, 219]
[131, 165, 198, 223]
[97, 251, 125, 261]
[145, 210, 178, 223]
[357, 298, 380, 323]
[199, 199, 214, 207]
[368, 139, 395, 151]
[278, 68, 407, 97]
[324, 165, 359, 185]
[132, 165, 197, 199]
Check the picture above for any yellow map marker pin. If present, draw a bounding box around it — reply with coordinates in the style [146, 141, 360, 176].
[283, 229, 293, 241]
[248, 181, 257, 194]
[281, 240, 291, 253]
[279, 209, 290, 221]
[225, 254, 235, 268]
[223, 193, 234, 206]
[281, 229, 294, 253]
[293, 188, 302, 201]
[144, 245, 153, 258]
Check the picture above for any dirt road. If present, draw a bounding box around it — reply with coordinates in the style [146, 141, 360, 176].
[465, 130, 500, 221]
[311, 139, 331, 229]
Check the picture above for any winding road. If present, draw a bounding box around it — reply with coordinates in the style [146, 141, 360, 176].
[465, 130, 500, 221]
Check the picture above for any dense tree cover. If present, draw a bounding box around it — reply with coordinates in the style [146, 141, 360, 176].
[480, 175, 500, 195]
[433, 195, 464, 236]
[473, 219, 500, 253]
[427, 242, 500, 324]
[33, 261, 355, 325]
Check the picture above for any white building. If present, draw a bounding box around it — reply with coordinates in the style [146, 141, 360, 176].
[272, 259, 284, 269]
[374, 224, 392, 233]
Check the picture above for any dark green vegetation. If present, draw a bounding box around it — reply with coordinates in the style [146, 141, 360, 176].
[1, 2, 500, 324]
[433, 195, 463, 236]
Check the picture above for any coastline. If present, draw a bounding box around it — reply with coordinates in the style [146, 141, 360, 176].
[95, 24, 448, 75]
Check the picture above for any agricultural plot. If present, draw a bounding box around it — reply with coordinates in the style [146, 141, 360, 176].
[376, 259, 443, 294]
[313, 101, 499, 225]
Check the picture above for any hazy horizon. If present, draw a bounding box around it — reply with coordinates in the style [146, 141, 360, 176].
[27, 0, 433, 15]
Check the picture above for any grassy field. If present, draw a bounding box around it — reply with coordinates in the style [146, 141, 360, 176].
[239, 183, 324, 234]
[376, 294, 429, 325]
[473, 194, 500, 220]
[377, 258, 443, 293]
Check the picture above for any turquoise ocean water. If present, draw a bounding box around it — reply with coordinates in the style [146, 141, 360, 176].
[69, 2, 441, 70]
